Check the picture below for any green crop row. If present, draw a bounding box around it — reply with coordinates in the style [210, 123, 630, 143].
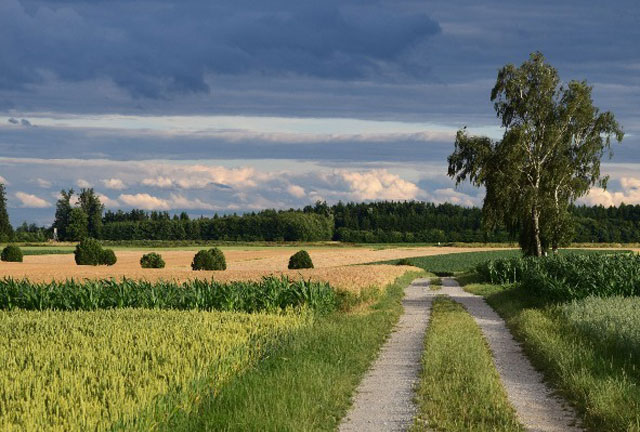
[0, 276, 337, 314]
[0, 308, 307, 431]
[383, 248, 615, 276]
[476, 252, 640, 300]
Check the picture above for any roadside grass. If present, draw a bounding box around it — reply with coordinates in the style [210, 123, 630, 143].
[156, 270, 424, 432]
[464, 282, 640, 431]
[429, 276, 442, 290]
[412, 296, 524, 432]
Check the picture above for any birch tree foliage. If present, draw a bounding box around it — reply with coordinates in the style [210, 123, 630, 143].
[448, 52, 624, 256]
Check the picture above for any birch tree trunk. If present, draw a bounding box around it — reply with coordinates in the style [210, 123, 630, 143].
[532, 206, 543, 257]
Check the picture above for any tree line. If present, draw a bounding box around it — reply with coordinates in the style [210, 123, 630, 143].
[0, 185, 638, 244]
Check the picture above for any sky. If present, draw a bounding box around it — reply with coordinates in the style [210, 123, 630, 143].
[1, 0, 639, 225]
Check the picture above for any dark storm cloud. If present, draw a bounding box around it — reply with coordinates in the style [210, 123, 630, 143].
[1, 0, 639, 226]
[1, 0, 440, 98]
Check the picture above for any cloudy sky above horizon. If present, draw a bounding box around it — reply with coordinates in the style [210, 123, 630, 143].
[1, 0, 639, 225]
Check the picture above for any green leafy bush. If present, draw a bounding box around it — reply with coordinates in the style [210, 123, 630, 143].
[0, 276, 337, 314]
[140, 252, 165, 268]
[74, 238, 104, 265]
[396, 258, 412, 266]
[288, 250, 314, 269]
[1, 245, 23, 262]
[191, 250, 214, 270]
[208, 247, 227, 270]
[74, 238, 116, 266]
[101, 249, 117, 266]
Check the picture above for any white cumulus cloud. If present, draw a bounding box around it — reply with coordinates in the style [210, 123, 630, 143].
[118, 193, 170, 210]
[338, 169, 420, 201]
[102, 178, 127, 190]
[168, 193, 216, 210]
[76, 179, 92, 188]
[97, 193, 120, 208]
[35, 178, 52, 188]
[15, 192, 51, 208]
[287, 184, 306, 198]
[142, 176, 174, 188]
[583, 177, 640, 206]
[431, 188, 479, 207]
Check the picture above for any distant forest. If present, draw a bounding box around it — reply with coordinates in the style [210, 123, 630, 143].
[10, 200, 640, 243]
[70, 201, 640, 243]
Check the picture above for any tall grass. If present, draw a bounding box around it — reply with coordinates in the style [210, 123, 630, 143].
[562, 296, 640, 361]
[0, 276, 337, 314]
[0, 308, 306, 431]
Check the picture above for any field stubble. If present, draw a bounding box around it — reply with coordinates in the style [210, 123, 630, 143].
[0, 247, 500, 292]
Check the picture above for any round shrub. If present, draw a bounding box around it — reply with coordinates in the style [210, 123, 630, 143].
[74, 238, 104, 266]
[140, 252, 165, 269]
[208, 247, 227, 270]
[191, 250, 216, 271]
[101, 249, 117, 266]
[288, 250, 314, 269]
[1, 245, 23, 262]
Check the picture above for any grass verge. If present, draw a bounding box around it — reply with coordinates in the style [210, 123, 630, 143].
[429, 276, 442, 290]
[153, 270, 424, 432]
[464, 282, 640, 431]
[412, 296, 523, 432]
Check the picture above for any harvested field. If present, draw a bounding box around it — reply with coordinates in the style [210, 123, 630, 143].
[0, 246, 500, 291]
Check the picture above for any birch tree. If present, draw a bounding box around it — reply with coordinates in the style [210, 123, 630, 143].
[448, 52, 623, 256]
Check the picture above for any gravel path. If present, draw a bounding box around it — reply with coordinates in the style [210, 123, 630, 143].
[339, 278, 433, 432]
[440, 278, 582, 432]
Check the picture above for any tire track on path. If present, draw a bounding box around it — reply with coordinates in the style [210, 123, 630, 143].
[339, 278, 433, 432]
[440, 277, 582, 432]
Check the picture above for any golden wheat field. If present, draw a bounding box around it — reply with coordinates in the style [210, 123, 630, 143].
[0, 246, 499, 292]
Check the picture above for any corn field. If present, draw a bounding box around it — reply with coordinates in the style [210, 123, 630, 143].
[476, 253, 640, 301]
[0, 308, 307, 431]
[0, 276, 337, 314]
